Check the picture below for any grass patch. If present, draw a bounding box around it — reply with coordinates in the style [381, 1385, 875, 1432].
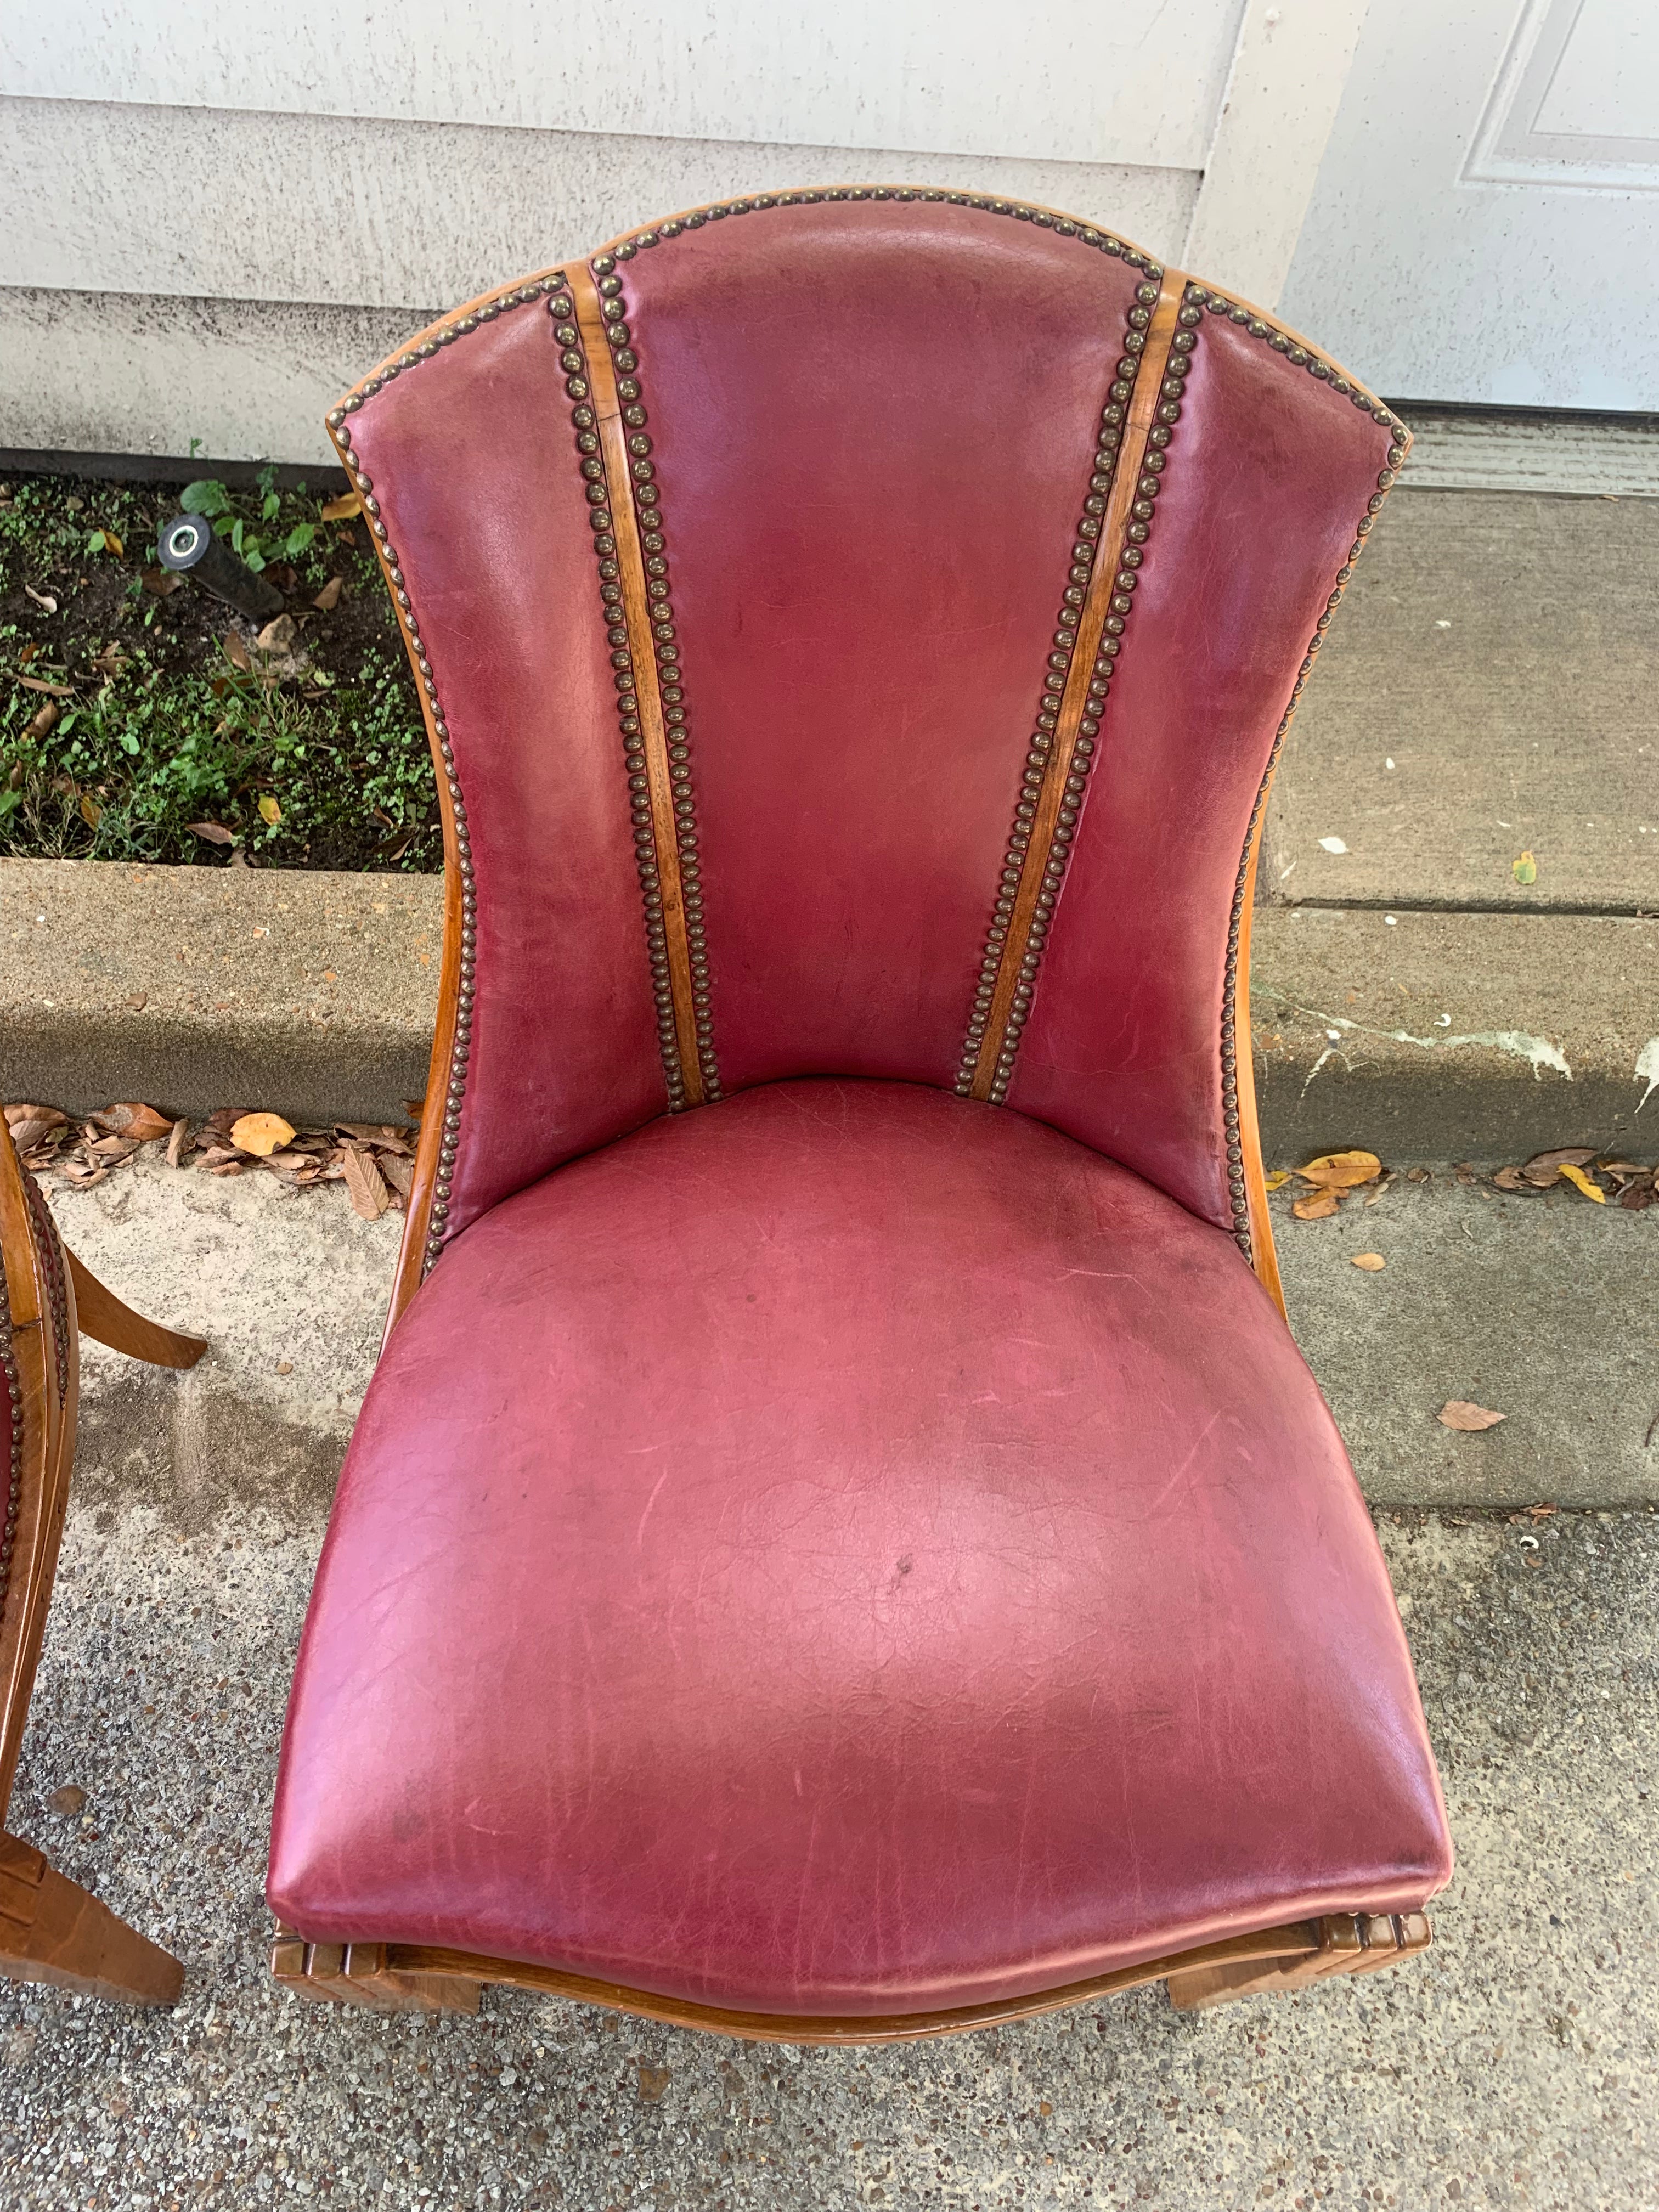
[0, 467, 438, 871]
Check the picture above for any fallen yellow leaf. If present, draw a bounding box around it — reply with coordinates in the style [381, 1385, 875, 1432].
[230, 1111, 296, 1157]
[1263, 1170, 1290, 1190]
[258, 793, 283, 826]
[1296, 1149, 1382, 1189]
[1557, 1162, 1605, 1203]
[1513, 851, 1537, 885]
[320, 491, 363, 521]
[1351, 1252, 1386, 1270]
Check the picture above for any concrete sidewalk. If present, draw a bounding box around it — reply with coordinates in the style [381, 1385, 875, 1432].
[0, 1071, 1650, 2209]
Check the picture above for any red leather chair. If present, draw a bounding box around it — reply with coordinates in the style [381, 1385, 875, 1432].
[267, 190, 1452, 2040]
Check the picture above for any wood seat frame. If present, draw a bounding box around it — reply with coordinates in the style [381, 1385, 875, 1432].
[270, 188, 1436, 2039]
[0, 1116, 205, 2006]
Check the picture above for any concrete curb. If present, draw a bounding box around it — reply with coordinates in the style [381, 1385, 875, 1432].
[1251, 905, 1658, 1163]
[2, 858, 1655, 1162]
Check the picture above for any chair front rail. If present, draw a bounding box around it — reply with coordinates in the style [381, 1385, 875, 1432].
[272, 1910, 1431, 2041]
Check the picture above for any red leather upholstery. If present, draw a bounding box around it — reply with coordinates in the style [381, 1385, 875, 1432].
[618, 205, 1139, 1101]
[341, 303, 665, 1234]
[1008, 314, 1391, 1226]
[340, 199, 1392, 1249]
[270, 1080, 1449, 2015]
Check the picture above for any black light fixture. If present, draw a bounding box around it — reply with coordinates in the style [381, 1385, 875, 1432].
[156, 514, 285, 620]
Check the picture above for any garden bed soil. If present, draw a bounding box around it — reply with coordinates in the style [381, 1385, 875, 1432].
[0, 467, 437, 872]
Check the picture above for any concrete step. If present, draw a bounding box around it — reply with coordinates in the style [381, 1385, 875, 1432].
[5, 860, 1655, 1164]
[1250, 904, 1658, 1164]
[1263, 485, 1657, 917]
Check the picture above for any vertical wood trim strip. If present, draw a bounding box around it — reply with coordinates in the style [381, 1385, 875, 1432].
[969, 274, 1186, 1099]
[569, 267, 705, 1108]
[1231, 823, 1285, 1317]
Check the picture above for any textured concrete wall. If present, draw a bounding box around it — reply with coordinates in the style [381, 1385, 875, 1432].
[0, 100, 1201, 465]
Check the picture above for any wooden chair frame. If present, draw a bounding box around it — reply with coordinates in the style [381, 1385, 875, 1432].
[270, 187, 1437, 2040]
[270, 1912, 1431, 2039]
[0, 1116, 205, 2005]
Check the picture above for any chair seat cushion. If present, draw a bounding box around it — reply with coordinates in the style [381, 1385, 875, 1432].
[268, 1078, 1450, 2017]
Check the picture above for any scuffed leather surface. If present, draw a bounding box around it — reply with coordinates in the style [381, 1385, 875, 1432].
[1009, 315, 1396, 1226]
[270, 1079, 1452, 2016]
[615, 204, 1142, 1094]
[347, 297, 665, 1239]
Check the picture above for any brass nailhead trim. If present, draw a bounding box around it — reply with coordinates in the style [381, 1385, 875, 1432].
[600, 187, 1164, 276]
[1181, 284, 1407, 439]
[1220, 392, 1409, 1259]
[327, 271, 565, 1274]
[571, 263, 719, 1109]
[961, 270, 1185, 1103]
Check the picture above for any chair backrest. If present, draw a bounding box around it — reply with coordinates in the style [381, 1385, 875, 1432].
[330, 191, 1404, 1313]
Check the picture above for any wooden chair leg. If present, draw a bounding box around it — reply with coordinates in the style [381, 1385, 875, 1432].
[0, 1833, 183, 2005]
[65, 1248, 206, 1370]
[271, 1924, 481, 2015]
[1167, 1912, 1431, 2011]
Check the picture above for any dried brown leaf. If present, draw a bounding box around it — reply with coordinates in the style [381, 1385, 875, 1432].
[141, 567, 182, 597]
[186, 821, 237, 845]
[255, 614, 297, 657]
[1351, 1252, 1386, 1271]
[1291, 1189, 1340, 1220]
[5, 1104, 65, 1131]
[376, 1150, 414, 1198]
[340, 1144, 390, 1220]
[1437, 1401, 1506, 1433]
[166, 1117, 189, 1169]
[1295, 1149, 1381, 1190]
[90, 1102, 173, 1142]
[17, 673, 74, 697]
[8, 1117, 62, 1155]
[312, 575, 345, 612]
[1520, 1146, 1597, 1187]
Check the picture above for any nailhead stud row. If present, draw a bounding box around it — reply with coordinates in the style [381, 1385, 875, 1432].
[1182, 284, 1406, 439]
[0, 1250, 21, 1608]
[601, 187, 1159, 273]
[586, 254, 721, 1105]
[326, 274, 566, 1273]
[957, 277, 1186, 1102]
[22, 1177, 67, 1406]
[1220, 394, 1409, 1260]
